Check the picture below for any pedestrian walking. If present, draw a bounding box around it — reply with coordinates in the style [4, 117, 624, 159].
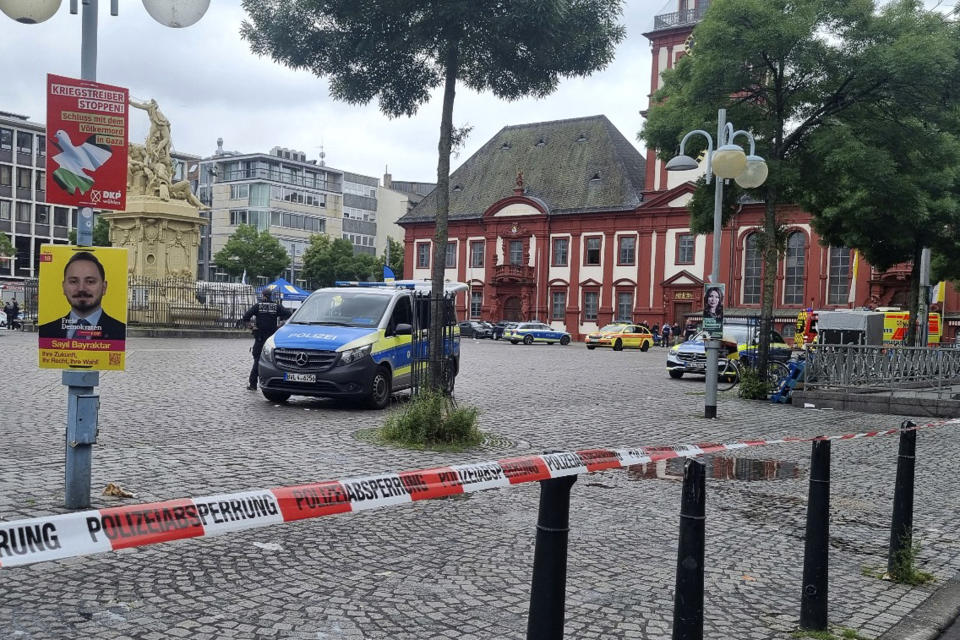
[684, 319, 697, 342]
[652, 323, 660, 346]
[241, 289, 292, 390]
[8, 299, 20, 330]
[661, 322, 672, 347]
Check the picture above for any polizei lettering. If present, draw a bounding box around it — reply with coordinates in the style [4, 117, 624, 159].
[0, 522, 60, 557]
[542, 452, 584, 472]
[292, 484, 349, 511]
[88, 505, 203, 542]
[344, 476, 409, 502]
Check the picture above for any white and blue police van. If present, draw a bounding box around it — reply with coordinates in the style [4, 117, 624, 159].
[256, 280, 466, 408]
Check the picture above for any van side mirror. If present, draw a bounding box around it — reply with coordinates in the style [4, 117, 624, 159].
[393, 323, 412, 336]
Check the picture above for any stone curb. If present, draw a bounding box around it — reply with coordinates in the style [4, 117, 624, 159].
[878, 577, 960, 640]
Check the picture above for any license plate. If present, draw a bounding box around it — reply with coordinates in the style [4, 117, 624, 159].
[285, 372, 316, 383]
[689, 364, 705, 372]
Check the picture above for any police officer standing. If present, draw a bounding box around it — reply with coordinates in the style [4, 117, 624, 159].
[242, 289, 292, 390]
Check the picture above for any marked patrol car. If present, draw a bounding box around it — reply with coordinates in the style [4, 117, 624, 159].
[502, 321, 571, 345]
[257, 280, 466, 408]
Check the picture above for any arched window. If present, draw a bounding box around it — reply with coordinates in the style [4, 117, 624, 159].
[784, 232, 806, 305]
[828, 246, 851, 305]
[743, 233, 762, 304]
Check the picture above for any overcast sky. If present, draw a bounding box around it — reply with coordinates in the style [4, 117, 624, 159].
[0, 0, 675, 184]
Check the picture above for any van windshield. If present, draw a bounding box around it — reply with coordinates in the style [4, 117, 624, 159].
[290, 291, 390, 328]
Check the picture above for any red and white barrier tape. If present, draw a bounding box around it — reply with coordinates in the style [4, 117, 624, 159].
[2, 418, 957, 568]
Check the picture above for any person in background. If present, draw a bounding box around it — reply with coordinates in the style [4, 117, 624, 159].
[242, 289, 292, 390]
[684, 319, 697, 342]
[652, 323, 660, 346]
[661, 322, 672, 348]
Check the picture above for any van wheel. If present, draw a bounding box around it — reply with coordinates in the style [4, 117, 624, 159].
[367, 366, 392, 409]
[669, 370, 683, 379]
[560, 335, 570, 346]
[641, 341, 649, 352]
[262, 389, 290, 403]
[613, 339, 623, 351]
[523, 335, 534, 345]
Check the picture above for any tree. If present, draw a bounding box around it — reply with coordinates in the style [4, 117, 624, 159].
[68, 216, 111, 246]
[641, 0, 959, 364]
[241, 0, 625, 388]
[379, 237, 404, 279]
[213, 224, 290, 282]
[301, 235, 379, 288]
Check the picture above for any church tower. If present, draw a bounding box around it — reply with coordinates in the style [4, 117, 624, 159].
[642, 0, 709, 194]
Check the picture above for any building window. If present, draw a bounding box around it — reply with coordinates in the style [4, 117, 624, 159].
[16, 131, 32, 154]
[583, 291, 599, 321]
[54, 206, 68, 226]
[469, 241, 484, 268]
[618, 236, 636, 265]
[616, 291, 633, 322]
[0, 164, 11, 187]
[552, 237, 568, 266]
[509, 240, 523, 266]
[584, 236, 601, 266]
[0, 129, 11, 150]
[743, 233, 762, 304]
[551, 290, 566, 320]
[230, 184, 249, 200]
[229, 209, 248, 225]
[828, 246, 851, 305]
[445, 242, 456, 268]
[416, 242, 430, 268]
[676, 234, 695, 264]
[15, 202, 30, 222]
[38, 135, 45, 156]
[17, 167, 31, 190]
[784, 232, 806, 305]
[35, 204, 48, 224]
[470, 290, 482, 319]
[36, 171, 45, 192]
[0, 200, 10, 220]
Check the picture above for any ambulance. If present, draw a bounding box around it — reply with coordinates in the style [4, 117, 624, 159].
[880, 309, 941, 346]
[256, 280, 466, 408]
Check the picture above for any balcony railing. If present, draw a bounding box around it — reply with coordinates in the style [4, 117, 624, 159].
[652, 2, 710, 31]
[220, 168, 338, 193]
[493, 264, 536, 283]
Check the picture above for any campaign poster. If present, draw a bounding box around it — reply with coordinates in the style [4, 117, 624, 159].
[46, 74, 128, 211]
[702, 283, 725, 338]
[38, 245, 128, 371]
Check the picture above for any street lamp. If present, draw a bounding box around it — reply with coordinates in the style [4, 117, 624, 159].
[666, 108, 767, 418]
[0, 0, 210, 509]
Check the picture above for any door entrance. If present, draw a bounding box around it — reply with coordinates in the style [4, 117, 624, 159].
[503, 296, 522, 321]
[673, 301, 693, 327]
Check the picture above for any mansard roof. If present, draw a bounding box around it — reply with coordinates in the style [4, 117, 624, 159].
[399, 115, 646, 224]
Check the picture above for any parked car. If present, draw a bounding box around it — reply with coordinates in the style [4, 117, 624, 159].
[666, 324, 792, 379]
[584, 323, 655, 351]
[503, 322, 571, 345]
[492, 321, 517, 340]
[458, 321, 493, 339]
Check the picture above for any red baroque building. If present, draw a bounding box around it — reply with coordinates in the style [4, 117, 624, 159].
[398, 1, 959, 342]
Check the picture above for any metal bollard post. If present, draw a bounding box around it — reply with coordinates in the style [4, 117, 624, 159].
[526, 473, 577, 640]
[63, 371, 100, 509]
[800, 439, 831, 631]
[672, 458, 706, 640]
[887, 420, 917, 579]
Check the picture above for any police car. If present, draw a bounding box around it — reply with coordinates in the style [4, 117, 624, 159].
[502, 322, 571, 345]
[666, 323, 791, 379]
[256, 280, 466, 408]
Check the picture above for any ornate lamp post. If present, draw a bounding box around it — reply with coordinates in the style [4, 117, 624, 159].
[1, 0, 210, 509]
[665, 108, 767, 418]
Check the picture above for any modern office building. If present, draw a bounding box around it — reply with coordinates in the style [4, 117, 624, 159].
[341, 170, 378, 256]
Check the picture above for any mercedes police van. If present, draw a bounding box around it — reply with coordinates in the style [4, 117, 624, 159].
[256, 280, 466, 408]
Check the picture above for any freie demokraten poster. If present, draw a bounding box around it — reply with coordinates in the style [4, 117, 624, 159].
[45, 73, 128, 211]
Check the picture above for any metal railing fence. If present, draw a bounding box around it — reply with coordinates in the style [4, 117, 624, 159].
[804, 344, 960, 396]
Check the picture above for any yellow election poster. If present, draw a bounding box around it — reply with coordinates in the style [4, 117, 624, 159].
[38, 245, 128, 371]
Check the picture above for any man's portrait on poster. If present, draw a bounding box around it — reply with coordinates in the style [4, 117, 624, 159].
[39, 251, 126, 340]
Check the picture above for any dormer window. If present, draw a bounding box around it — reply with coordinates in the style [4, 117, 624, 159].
[535, 138, 546, 148]
[453, 184, 462, 192]
[577, 133, 587, 143]
[501, 142, 511, 150]
[590, 172, 601, 182]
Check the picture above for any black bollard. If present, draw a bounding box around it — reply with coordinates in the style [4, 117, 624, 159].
[887, 420, 917, 579]
[672, 458, 706, 640]
[800, 439, 831, 631]
[526, 473, 577, 640]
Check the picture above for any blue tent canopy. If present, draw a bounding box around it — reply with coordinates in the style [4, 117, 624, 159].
[257, 278, 311, 301]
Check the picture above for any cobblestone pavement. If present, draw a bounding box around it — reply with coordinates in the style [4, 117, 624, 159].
[1, 330, 959, 639]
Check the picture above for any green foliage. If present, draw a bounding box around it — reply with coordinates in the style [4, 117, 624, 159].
[687, 176, 743, 234]
[380, 388, 482, 449]
[888, 531, 935, 585]
[737, 366, 770, 400]
[301, 235, 379, 287]
[68, 216, 111, 246]
[791, 628, 868, 640]
[0, 232, 14, 257]
[213, 224, 290, 281]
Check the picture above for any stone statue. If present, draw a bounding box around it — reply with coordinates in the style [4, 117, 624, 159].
[130, 98, 171, 164]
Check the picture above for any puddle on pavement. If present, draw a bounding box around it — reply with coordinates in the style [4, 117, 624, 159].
[626, 456, 802, 482]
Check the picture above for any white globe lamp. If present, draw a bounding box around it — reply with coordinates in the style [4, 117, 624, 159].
[711, 143, 747, 179]
[734, 155, 769, 189]
[142, 0, 210, 28]
[0, 0, 61, 24]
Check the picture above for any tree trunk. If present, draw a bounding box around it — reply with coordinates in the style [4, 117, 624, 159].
[428, 43, 458, 389]
[906, 243, 921, 346]
[758, 188, 778, 371]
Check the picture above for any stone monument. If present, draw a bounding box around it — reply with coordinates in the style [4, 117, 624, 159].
[101, 98, 215, 325]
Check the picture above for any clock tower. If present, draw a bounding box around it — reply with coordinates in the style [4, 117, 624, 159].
[642, 0, 710, 194]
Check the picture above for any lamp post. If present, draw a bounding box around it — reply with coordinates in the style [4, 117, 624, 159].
[1, 0, 210, 508]
[665, 108, 767, 418]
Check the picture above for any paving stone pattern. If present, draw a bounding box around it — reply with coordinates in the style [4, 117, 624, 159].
[1, 331, 959, 639]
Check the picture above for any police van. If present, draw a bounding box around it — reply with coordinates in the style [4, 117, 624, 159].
[256, 280, 466, 408]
